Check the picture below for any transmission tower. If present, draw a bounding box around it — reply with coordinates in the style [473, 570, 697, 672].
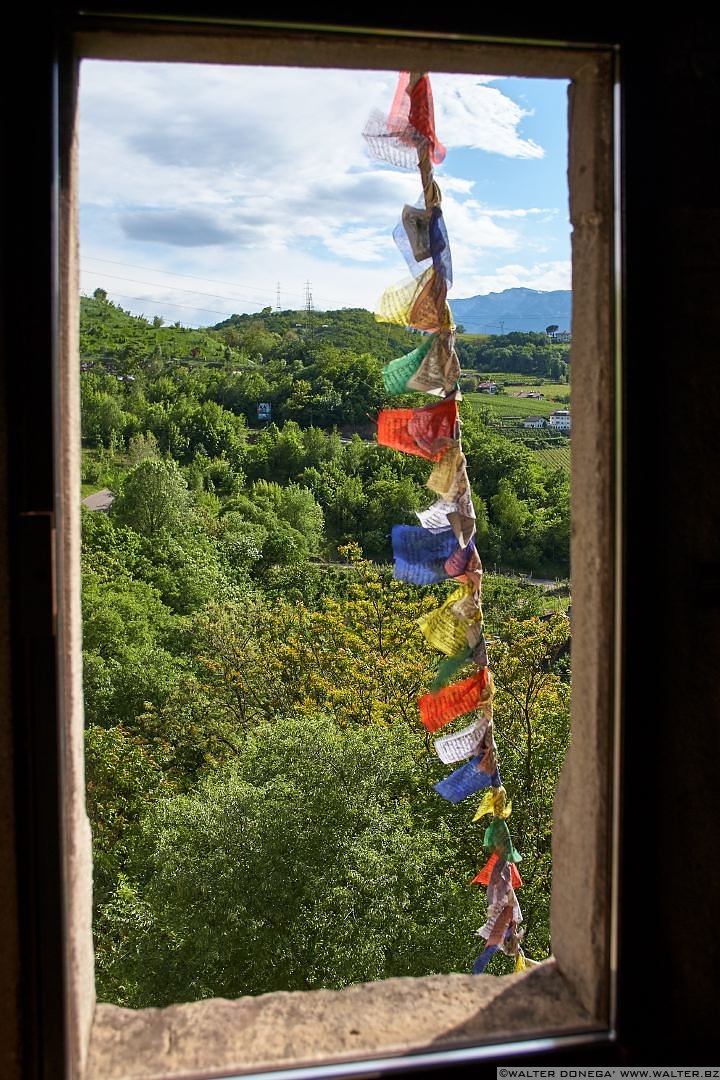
[304, 280, 314, 333]
[275, 281, 281, 311]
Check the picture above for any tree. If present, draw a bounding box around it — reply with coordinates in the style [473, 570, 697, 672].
[111, 458, 192, 538]
[545, 324, 559, 336]
[482, 611, 571, 968]
[81, 553, 186, 728]
[250, 479, 324, 554]
[126, 431, 161, 466]
[92, 712, 486, 1007]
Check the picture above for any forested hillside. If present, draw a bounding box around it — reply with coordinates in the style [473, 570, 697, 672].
[455, 330, 570, 379]
[81, 290, 572, 1006]
[81, 292, 570, 573]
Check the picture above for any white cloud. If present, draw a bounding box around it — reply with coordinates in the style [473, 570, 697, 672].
[78, 60, 569, 325]
[432, 74, 545, 158]
[485, 207, 558, 219]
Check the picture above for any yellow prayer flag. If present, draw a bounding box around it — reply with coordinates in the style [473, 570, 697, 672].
[376, 268, 433, 326]
[472, 785, 512, 822]
[417, 582, 482, 656]
[427, 447, 465, 498]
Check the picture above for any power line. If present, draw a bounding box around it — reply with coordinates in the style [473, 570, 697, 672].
[81, 288, 246, 320]
[80, 268, 275, 309]
[81, 257, 571, 324]
[81, 254, 361, 310]
[82, 255, 286, 298]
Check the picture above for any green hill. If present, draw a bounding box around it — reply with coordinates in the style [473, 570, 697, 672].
[80, 292, 420, 374]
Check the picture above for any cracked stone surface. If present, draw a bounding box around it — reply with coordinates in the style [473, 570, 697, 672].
[87, 959, 599, 1080]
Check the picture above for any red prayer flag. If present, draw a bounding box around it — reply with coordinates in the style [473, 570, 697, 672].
[470, 853, 523, 889]
[418, 666, 490, 732]
[409, 74, 446, 164]
[388, 72, 446, 165]
[378, 397, 458, 460]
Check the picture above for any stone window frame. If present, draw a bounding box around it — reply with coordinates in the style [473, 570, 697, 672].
[54, 17, 620, 1079]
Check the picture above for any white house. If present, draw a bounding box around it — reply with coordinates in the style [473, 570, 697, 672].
[548, 409, 571, 432]
[476, 380, 499, 393]
[523, 416, 545, 429]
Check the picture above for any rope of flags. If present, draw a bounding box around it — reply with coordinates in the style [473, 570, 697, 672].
[363, 71, 528, 975]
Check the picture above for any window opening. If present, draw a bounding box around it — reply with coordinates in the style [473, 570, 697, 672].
[78, 57, 573, 1010]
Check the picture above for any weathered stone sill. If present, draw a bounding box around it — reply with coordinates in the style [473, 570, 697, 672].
[87, 959, 602, 1080]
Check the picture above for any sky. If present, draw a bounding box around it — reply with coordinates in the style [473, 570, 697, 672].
[78, 61, 570, 330]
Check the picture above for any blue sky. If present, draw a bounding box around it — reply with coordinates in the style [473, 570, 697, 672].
[78, 62, 570, 328]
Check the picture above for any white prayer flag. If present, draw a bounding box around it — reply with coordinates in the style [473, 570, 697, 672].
[434, 719, 486, 764]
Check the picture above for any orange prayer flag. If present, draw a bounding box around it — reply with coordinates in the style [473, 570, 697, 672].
[377, 397, 458, 461]
[470, 853, 523, 889]
[418, 666, 491, 732]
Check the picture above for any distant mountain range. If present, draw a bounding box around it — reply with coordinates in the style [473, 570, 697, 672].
[448, 288, 571, 335]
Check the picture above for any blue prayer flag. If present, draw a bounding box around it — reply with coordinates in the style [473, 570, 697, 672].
[433, 754, 502, 803]
[472, 945, 499, 974]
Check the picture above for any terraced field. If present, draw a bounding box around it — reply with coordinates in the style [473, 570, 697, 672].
[465, 395, 555, 420]
[534, 445, 571, 475]
[463, 388, 571, 476]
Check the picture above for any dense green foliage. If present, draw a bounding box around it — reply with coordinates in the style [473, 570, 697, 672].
[80, 295, 570, 577]
[82, 293, 572, 1006]
[456, 331, 570, 380]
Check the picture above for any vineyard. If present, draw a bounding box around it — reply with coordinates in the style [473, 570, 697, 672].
[534, 445, 571, 474]
[464, 392, 557, 420]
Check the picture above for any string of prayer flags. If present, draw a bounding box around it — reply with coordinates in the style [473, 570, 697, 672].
[476, 889, 523, 944]
[408, 269, 452, 332]
[444, 541, 481, 582]
[406, 333, 460, 396]
[426, 446, 466, 499]
[400, 71, 447, 164]
[396, 204, 435, 263]
[416, 499, 459, 533]
[381, 334, 437, 395]
[473, 945, 500, 974]
[365, 69, 528, 976]
[473, 895, 520, 973]
[383, 332, 460, 398]
[483, 818, 523, 864]
[429, 648, 473, 691]
[392, 525, 481, 588]
[418, 589, 484, 658]
[468, 631, 488, 668]
[376, 268, 453, 332]
[391, 524, 465, 586]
